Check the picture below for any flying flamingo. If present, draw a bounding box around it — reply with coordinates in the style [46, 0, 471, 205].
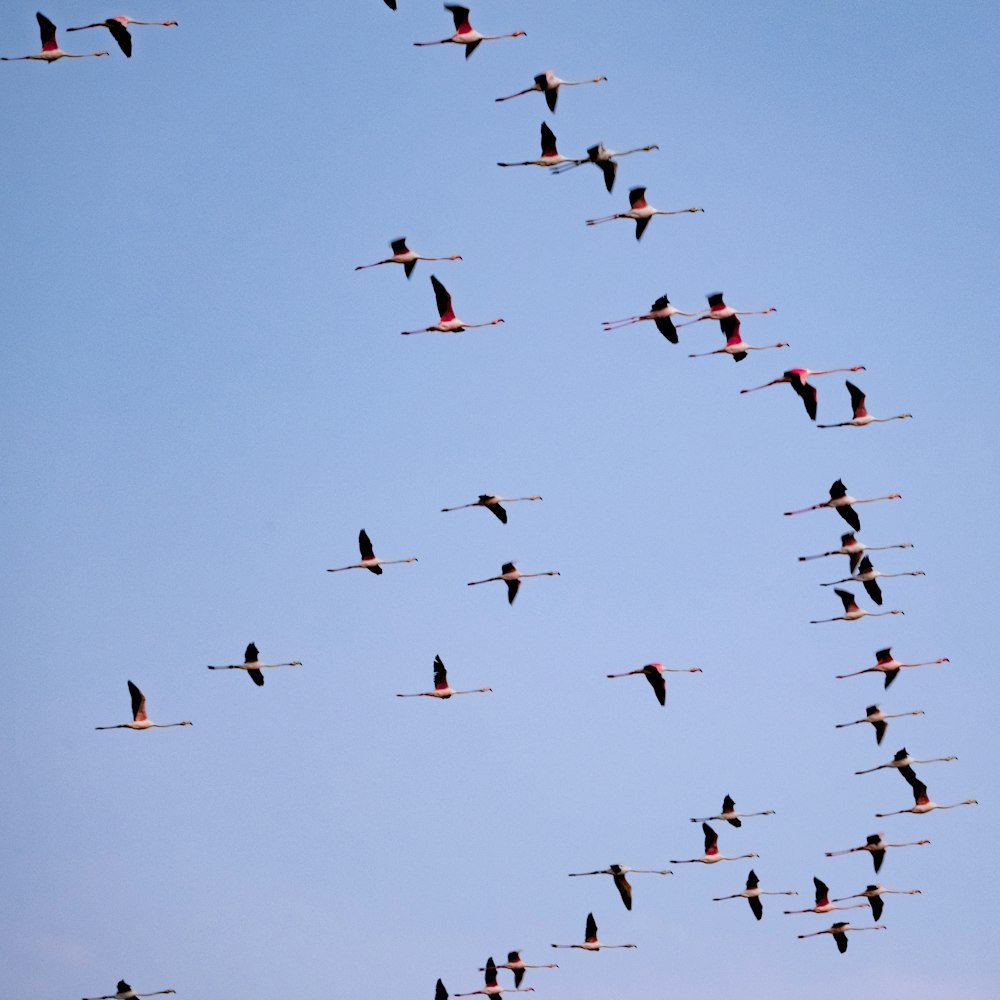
[441, 493, 542, 523]
[825, 832, 931, 873]
[688, 326, 789, 362]
[783, 877, 865, 916]
[740, 366, 866, 421]
[66, 15, 177, 57]
[326, 529, 417, 574]
[2, 12, 109, 62]
[479, 954, 558, 989]
[799, 533, 913, 574]
[396, 655, 491, 699]
[836, 704, 924, 745]
[467, 562, 560, 604]
[566, 863, 673, 910]
[601, 294, 698, 344]
[355, 237, 461, 279]
[551, 142, 660, 193]
[82, 983, 175, 1000]
[820, 556, 925, 606]
[818, 381, 913, 429]
[454, 959, 535, 997]
[606, 662, 702, 706]
[551, 912, 636, 951]
[497, 122, 583, 168]
[414, 5, 525, 58]
[830, 885, 922, 921]
[798, 922, 886, 954]
[875, 779, 978, 818]
[713, 870, 797, 920]
[585, 187, 703, 240]
[855, 747, 958, 776]
[690, 795, 775, 828]
[670, 823, 758, 865]
[95, 681, 192, 731]
[401, 276, 504, 335]
[810, 589, 905, 624]
[495, 69, 607, 112]
[785, 479, 902, 532]
[675, 292, 777, 330]
[207, 642, 302, 686]
[837, 648, 949, 688]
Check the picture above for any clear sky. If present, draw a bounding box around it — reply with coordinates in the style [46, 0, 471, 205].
[2, 2, 998, 998]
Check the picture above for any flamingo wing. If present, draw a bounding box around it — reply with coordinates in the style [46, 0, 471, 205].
[431, 275, 455, 322]
[385, 0, 398, 8]
[244, 642, 259, 663]
[837, 503, 860, 530]
[433, 655, 449, 689]
[613, 871, 633, 910]
[872, 848, 885, 872]
[512, 967, 524, 989]
[598, 158, 617, 192]
[585, 911, 598, 942]
[829, 479, 849, 500]
[484, 958, 498, 988]
[863, 577, 883, 606]
[869, 893, 884, 921]
[506, 578, 520, 604]
[106, 18, 132, 56]
[435, 979, 449, 1000]
[748, 894, 763, 920]
[703, 822, 719, 853]
[487, 501, 508, 523]
[37, 12, 58, 51]
[248, 668, 265, 687]
[846, 380, 868, 419]
[358, 529, 376, 561]
[834, 929, 849, 953]
[633, 216, 650, 240]
[545, 86, 558, 113]
[464, 38, 481, 58]
[404, 259, 417, 278]
[873, 719, 887, 745]
[127, 681, 146, 722]
[643, 667, 666, 706]
[790, 377, 818, 420]
[875, 648, 893, 664]
[835, 589, 857, 613]
[446, 5, 472, 32]
[746, 869, 760, 890]
[653, 314, 678, 343]
[628, 186, 647, 209]
[390, 237, 409, 255]
[814, 877, 830, 906]
[540, 122, 558, 157]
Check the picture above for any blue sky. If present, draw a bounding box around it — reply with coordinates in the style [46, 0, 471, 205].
[2, 2, 998, 997]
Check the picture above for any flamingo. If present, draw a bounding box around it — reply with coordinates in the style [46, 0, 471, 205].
[825, 832, 931, 873]
[414, 5, 525, 58]
[82, 983, 175, 1000]
[820, 557, 925, 606]
[690, 795, 775, 828]
[835, 704, 924, 745]
[785, 479, 902, 532]
[497, 122, 583, 168]
[454, 959, 534, 997]
[551, 142, 660, 193]
[670, 823, 758, 865]
[2, 12, 108, 62]
[355, 237, 461, 279]
[551, 912, 636, 951]
[66, 15, 177, 58]
[855, 747, 958, 776]
[688, 326, 789, 362]
[837, 649, 949, 688]
[876, 779, 978, 818]
[467, 562, 560, 604]
[818, 381, 913, 429]
[440, 494, 542, 524]
[401, 276, 503, 335]
[830, 885, 922, 921]
[479, 954, 557, 989]
[396, 655, 491, 699]
[566, 863, 673, 910]
[739, 366, 866, 421]
[713, 870, 797, 920]
[585, 187, 703, 240]
[601, 294, 698, 344]
[95, 681, 192, 731]
[495, 69, 607, 112]
[675, 292, 777, 331]
[326, 529, 417, 574]
[606, 662, 702, 706]
[799, 533, 913, 574]
[798, 922, 886, 954]
[810, 589, 905, 624]
[783, 877, 866, 915]
[207, 642, 302, 687]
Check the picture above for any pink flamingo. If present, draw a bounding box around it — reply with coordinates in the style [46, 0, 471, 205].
[837, 648, 949, 688]
[496, 69, 607, 112]
[355, 237, 461, 279]
[402, 276, 503, 335]
[95, 681, 192, 731]
[467, 562, 559, 604]
[688, 326, 789, 362]
[675, 292, 777, 330]
[875, 779, 978, 818]
[396, 655, 491, 699]
[835, 704, 924, 745]
[670, 823, 758, 865]
[799, 533, 913, 574]
[798, 921, 885, 954]
[821, 556, 925, 606]
[810, 589, 905, 624]
[414, 5, 525, 59]
[585, 187, 703, 240]
[855, 747, 958, 776]
[783, 877, 865, 915]
[441, 493, 542, 523]
[551, 912, 636, 951]
[551, 142, 660, 193]
[606, 662, 702, 706]
[2, 12, 108, 62]
[690, 795, 775, 828]
[454, 958, 534, 997]
[498, 122, 583, 168]
[785, 479, 902, 532]
[830, 885, 922, 921]
[479, 954, 558, 989]
[326, 529, 417, 575]
[713, 870, 797, 920]
[818, 381, 913, 428]
[601, 293, 698, 344]
[740, 366, 865, 421]
[82, 982, 175, 1000]
[66, 15, 177, 58]
[566, 863, 673, 910]
[825, 832, 931, 873]
[207, 642, 302, 687]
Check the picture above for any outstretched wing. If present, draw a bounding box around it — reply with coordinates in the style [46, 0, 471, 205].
[643, 667, 666, 706]
[506, 578, 520, 604]
[248, 668, 265, 687]
[464, 38, 481, 58]
[431, 275, 455, 322]
[790, 378, 818, 420]
[585, 911, 598, 942]
[835, 589, 857, 613]
[37, 12, 58, 50]
[703, 822, 718, 853]
[446, 5, 472, 32]
[433, 655, 448, 689]
[837, 501, 861, 532]
[106, 19, 132, 56]
[829, 479, 848, 500]
[598, 158, 617, 192]
[835, 930, 849, 954]
[748, 895, 763, 921]
[540, 122, 559, 157]
[654, 315, 678, 343]
[545, 87, 558, 113]
[488, 502, 508, 523]
[244, 642, 259, 663]
[628, 187, 647, 209]
[863, 577, 883, 606]
[390, 237, 409, 255]
[814, 876, 830, 906]
[869, 893, 884, 921]
[127, 681, 146, 722]
[484, 958, 498, 988]
[846, 380, 868, 419]
[358, 529, 376, 561]
[435, 979, 449, 1000]
[613, 871, 633, 910]
[634, 216, 650, 241]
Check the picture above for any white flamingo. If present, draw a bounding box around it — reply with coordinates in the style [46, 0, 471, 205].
[830, 885, 921, 921]
[585, 187, 703, 240]
[414, 5, 525, 58]
[809, 589, 905, 624]
[551, 912, 636, 951]
[825, 832, 931, 873]
[401, 276, 504, 335]
[454, 958, 534, 996]
[798, 533, 913, 574]
[688, 326, 789, 362]
[820, 557, 925, 606]
[835, 704, 924, 745]
[2, 12, 108, 61]
[355, 237, 461, 279]
[396, 655, 491, 699]
[784, 479, 902, 532]
[601, 293, 698, 344]
[690, 795, 775, 828]
[479, 954, 558, 989]
[818, 381, 913, 428]
[326, 529, 417, 574]
[551, 142, 660, 193]
[798, 922, 885, 954]
[875, 779, 978, 818]
[82, 983, 175, 1000]
[95, 682, 192, 731]
[66, 15, 177, 57]
[606, 662, 702, 706]
[854, 747, 957, 776]
[837, 649, 949, 689]
[440, 493, 542, 524]
[566, 863, 673, 910]
[714, 870, 797, 920]
[497, 122, 583, 168]
[783, 877, 866, 915]
[675, 292, 777, 329]
[467, 562, 560, 604]
[495, 69, 607, 112]
[207, 642, 302, 687]
[670, 823, 758, 865]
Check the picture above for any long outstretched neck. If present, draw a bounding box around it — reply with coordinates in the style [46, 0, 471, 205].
[260, 661, 301, 668]
[504, 496, 542, 502]
[462, 318, 504, 328]
[615, 145, 659, 157]
[379, 558, 418, 565]
[855, 494, 902, 505]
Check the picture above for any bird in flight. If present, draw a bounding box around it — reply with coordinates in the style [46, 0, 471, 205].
[467, 562, 560, 604]
[326, 529, 418, 574]
[566, 863, 673, 910]
[95, 681, 192, 731]
[441, 494, 542, 524]
[713, 870, 797, 920]
[414, 5, 526, 59]
[606, 662, 702, 706]
[551, 912, 636, 951]
[207, 642, 302, 687]
[66, 15, 177, 58]
[586, 187, 703, 240]
[401, 276, 504, 335]
[355, 237, 462, 279]
[82, 982, 176, 1000]
[495, 69, 607, 112]
[2, 12, 108, 61]
[396, 655, 491, 699]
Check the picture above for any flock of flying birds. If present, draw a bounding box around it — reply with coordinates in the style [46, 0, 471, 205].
[9, 4, 976, 997]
